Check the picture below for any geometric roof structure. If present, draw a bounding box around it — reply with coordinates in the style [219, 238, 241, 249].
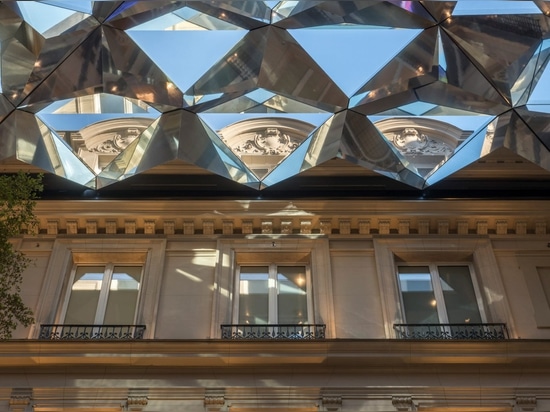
[2, 1, 550, 198]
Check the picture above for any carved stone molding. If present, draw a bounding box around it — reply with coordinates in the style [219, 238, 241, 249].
[516, 397, 537, 411]
[127, 395, 149, 411]
[392, 396, 414, 411]
[9, 388, 32, 412]
[204, 395, 225, 412]
[322, 396, 342, 411]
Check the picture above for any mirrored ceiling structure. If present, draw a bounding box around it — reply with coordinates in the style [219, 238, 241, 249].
[1, 1, 550, 197]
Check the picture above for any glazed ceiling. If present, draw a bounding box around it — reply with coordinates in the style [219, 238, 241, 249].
[1, 1, 550, 196]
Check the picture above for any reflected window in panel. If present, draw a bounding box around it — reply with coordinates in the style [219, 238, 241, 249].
[397, 264, 484, 324]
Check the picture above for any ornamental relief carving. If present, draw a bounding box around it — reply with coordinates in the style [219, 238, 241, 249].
[224, 127, 301, 156]
[386, 127, 453, 156]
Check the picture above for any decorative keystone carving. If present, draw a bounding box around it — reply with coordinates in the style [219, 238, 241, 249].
[392, 396, 414, 411]
[516, 221, 527, 235]
[535, 222, 547, 235]
[516, 397, 537, 411]
[127, 395, 149, 411]
[261, 220, 273, 234]
[281, 220, 293, 234]
[322, 396, 342, 411]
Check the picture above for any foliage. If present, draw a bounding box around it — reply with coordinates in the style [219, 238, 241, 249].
[0, 172, 43, 339]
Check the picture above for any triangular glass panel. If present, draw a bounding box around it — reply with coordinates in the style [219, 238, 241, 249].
[426, 109, 550, 185]
[351, 27, 509, 115]
[101, 26, 184, 109]
[339, 110, 424, 189]
[258, 26, 347, 111]
[36, 93, 162, 175]
[525, 39, 550, 105]
[420, 1, 456, 23]
[198, 111, 330, 180]
[368, 103, 496, 178]
[272, 1, 436, 29]
[515, 105, 550, 151]
[127, 30, 246, 94]
[185, 1, 271, 29]
[1, 11, 98, 105]
[6, 110, 96, 186]
[442, 13, 549, 106]
[289, 27, 421, 96]
[201, 89, 331, 114]
[452, 1, 541, 16]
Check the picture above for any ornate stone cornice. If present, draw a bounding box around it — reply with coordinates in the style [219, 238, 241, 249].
[392, 396, 414, 411]
[516, 396, 537, 411]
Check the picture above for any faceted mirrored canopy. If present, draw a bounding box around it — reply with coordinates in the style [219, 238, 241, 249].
[2, 1, 550, 195]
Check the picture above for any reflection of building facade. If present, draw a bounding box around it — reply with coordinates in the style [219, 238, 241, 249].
[220, 118, 315, 178]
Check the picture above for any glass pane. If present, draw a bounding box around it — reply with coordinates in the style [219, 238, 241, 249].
[238, 266, 269, 325]
[398, 266, 439, 324]
[64, 266, 105, 324]
[438, 266, 482, 324]
[103, 266, 142, 324]
[277, 266, 308, 324]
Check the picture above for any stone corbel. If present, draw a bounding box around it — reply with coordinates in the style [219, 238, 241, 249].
[204, 395, 225, 412]
[392, 396, 414, 411]
[516, 397, 537, 412]
[322, 396, 342, 412]
[127, 396, 148, 411]
[9, 388, 32, 412]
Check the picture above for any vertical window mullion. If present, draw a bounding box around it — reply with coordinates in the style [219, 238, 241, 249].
[430, 264, 449, 324]
[94, 263, 113, 324]
[269, 263, 277, 324]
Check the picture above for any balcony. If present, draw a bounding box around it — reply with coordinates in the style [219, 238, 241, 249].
[221, 324, 326, 340]
[39, 324, 146, 340]
[393, 323, 509, 340]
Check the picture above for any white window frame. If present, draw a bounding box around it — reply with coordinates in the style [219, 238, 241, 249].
[59, 262, 144, 325]
[232, 263, 314, 325]
[33, 238, 167, 339]
[396, 262, 487, 324]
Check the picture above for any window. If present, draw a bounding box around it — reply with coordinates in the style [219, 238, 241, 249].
[62, 264, 143, 325]
[397, 264, 485, 324]
[235, 264, 311, 325]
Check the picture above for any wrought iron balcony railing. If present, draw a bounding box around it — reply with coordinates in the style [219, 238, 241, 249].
[393, 323, 509, 340]
[39, 324, 146, 340]
[221, 324, 326, 340]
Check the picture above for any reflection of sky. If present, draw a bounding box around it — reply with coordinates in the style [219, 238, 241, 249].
[289, 28, 422, 96]
[452, 1, 540, 15]
[16, 1, 89, 33]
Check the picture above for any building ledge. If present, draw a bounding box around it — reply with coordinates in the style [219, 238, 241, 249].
[1, 339, 550, 370]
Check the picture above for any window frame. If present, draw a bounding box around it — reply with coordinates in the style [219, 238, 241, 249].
[59, 262, 145, 325]
[232, 262, 314, 325]
[33, 238, 167, 339]
[396, 262, 488, 325]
